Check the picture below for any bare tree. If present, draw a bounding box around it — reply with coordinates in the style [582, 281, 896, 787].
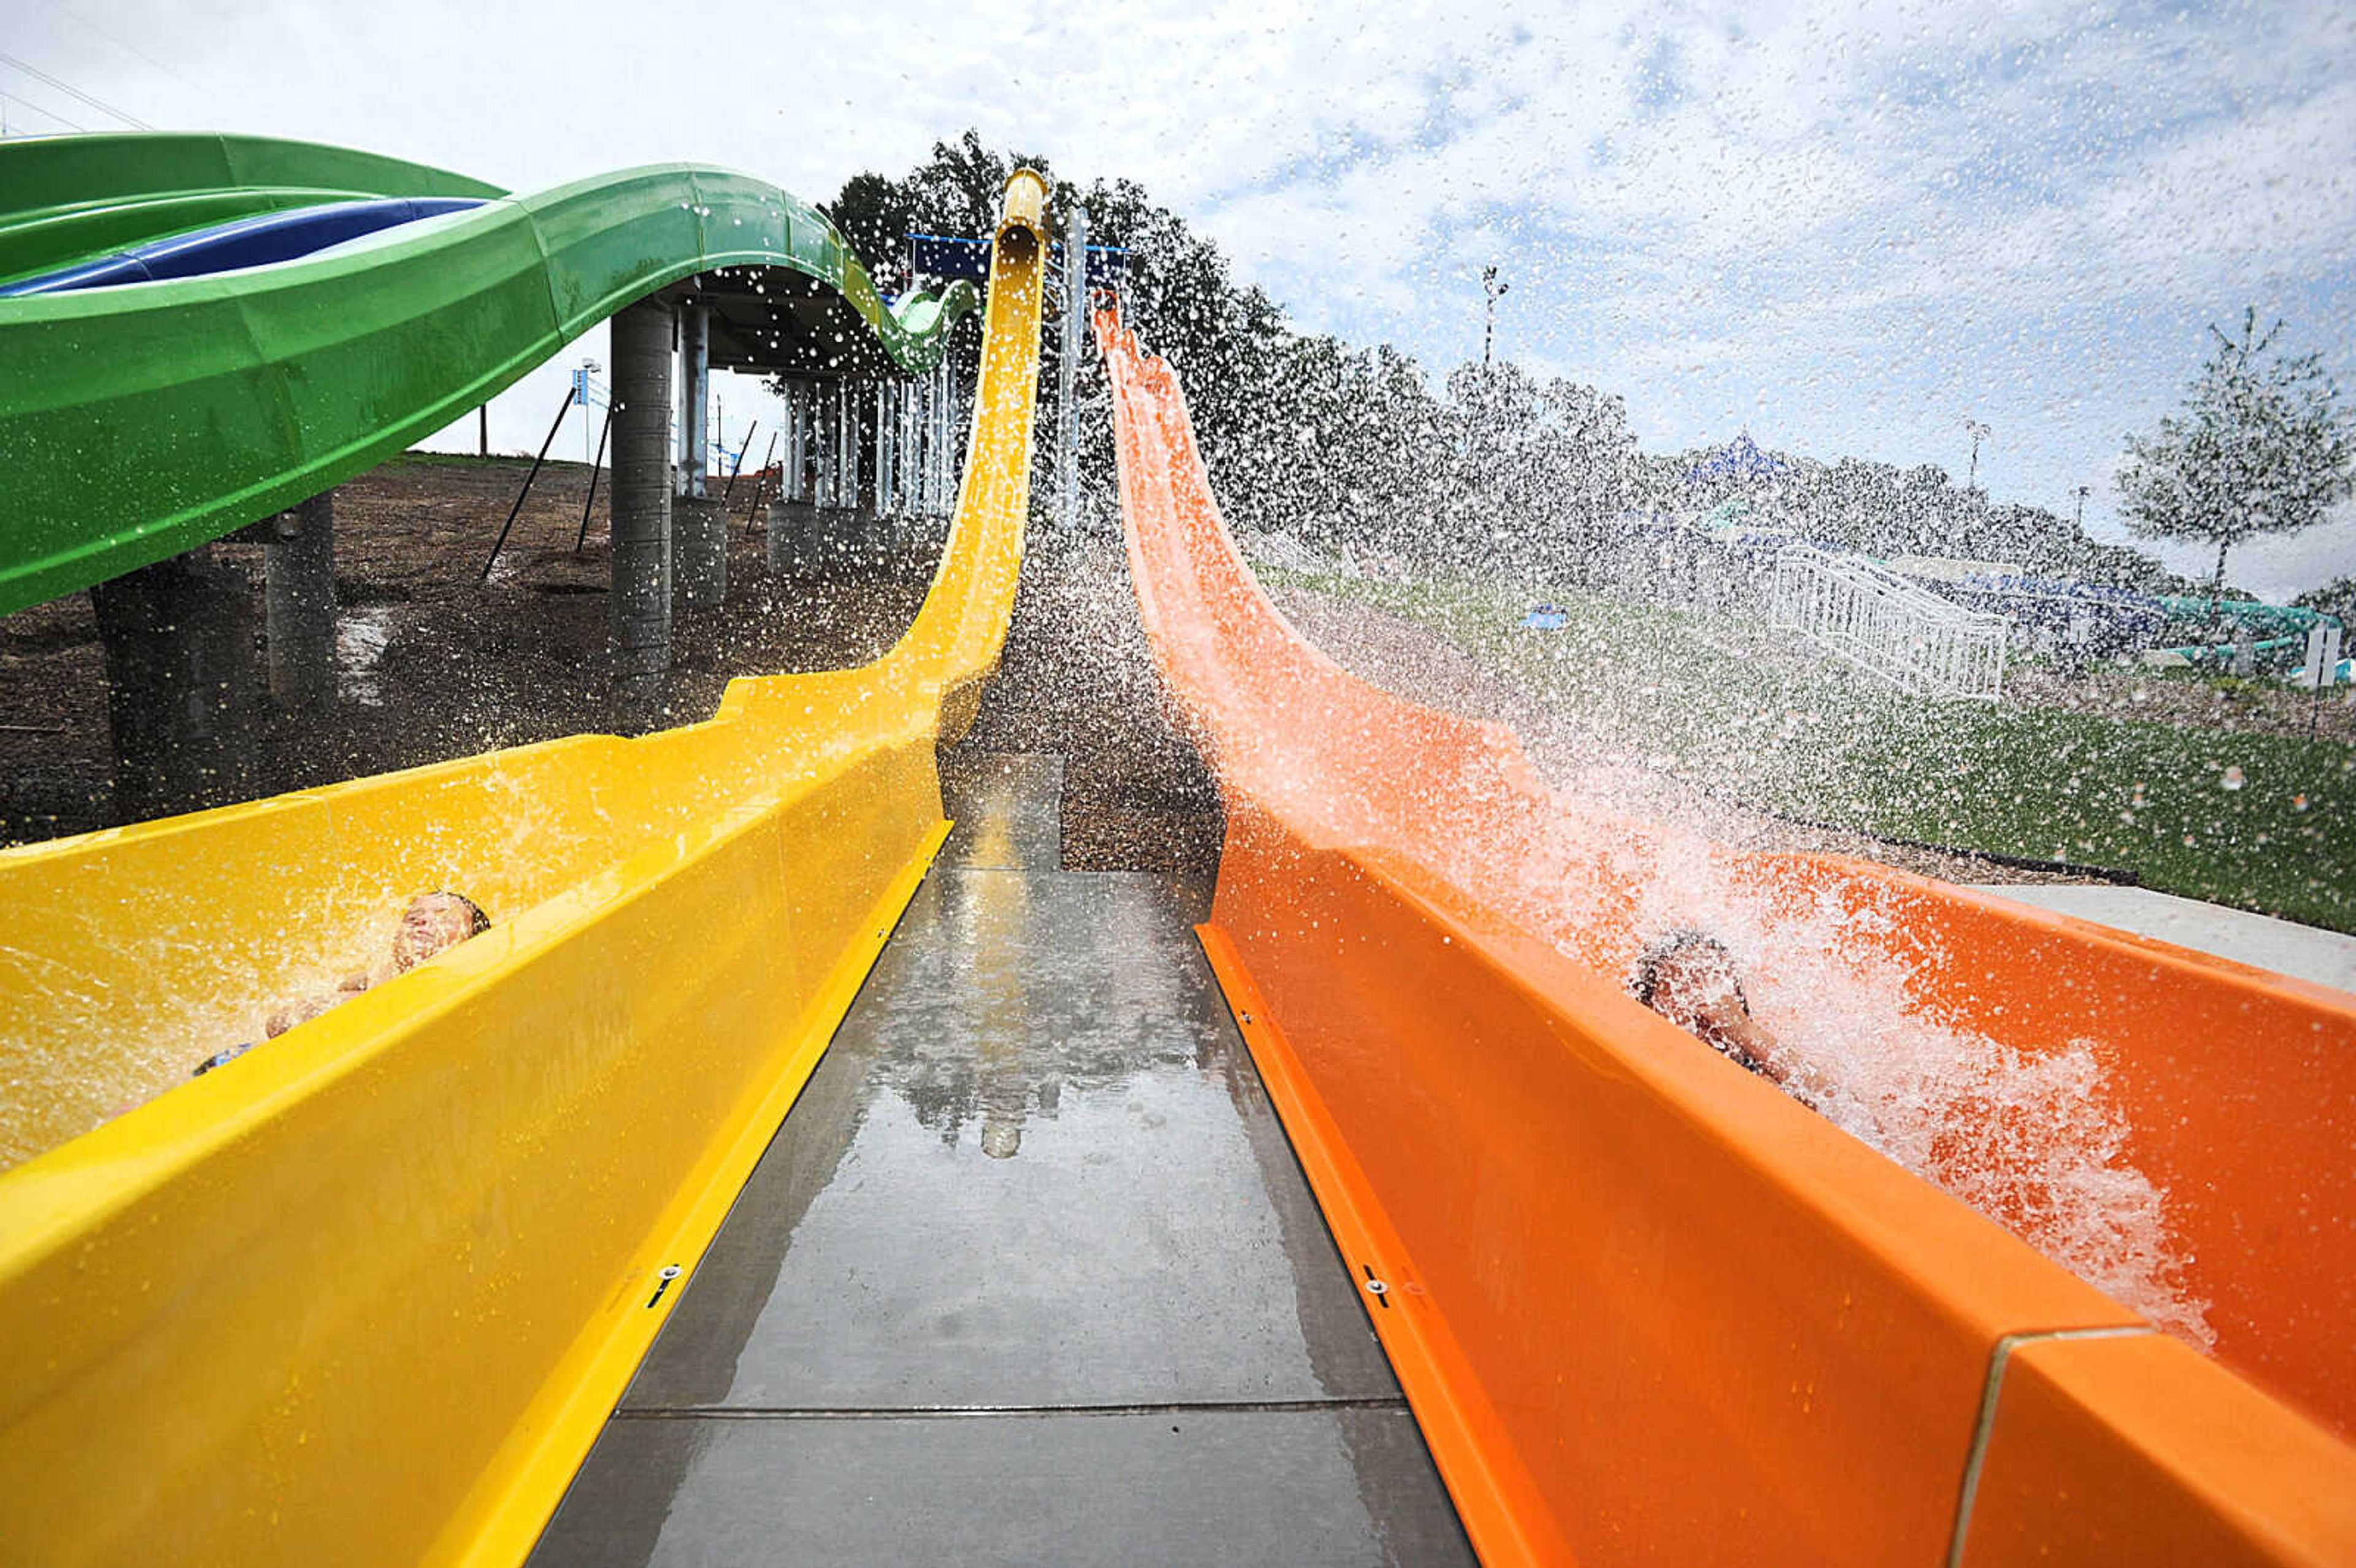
[2117, 308, 2353, 602]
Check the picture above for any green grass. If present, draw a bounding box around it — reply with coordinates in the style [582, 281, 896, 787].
[1277, 571, 2356, 933]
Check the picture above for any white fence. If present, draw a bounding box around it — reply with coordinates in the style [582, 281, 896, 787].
[1770, 545, 2010, 700]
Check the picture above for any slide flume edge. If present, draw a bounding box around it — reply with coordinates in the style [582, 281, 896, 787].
[1095, 301, 2356, 1567]
[0, 132, 976, 614]
[0, 171, 1045, 1568]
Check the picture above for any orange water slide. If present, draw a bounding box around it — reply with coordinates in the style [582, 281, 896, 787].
[1095, 302, 2356, 1567]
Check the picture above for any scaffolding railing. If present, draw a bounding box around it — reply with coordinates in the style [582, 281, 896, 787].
[1770, 545, 2010, 700]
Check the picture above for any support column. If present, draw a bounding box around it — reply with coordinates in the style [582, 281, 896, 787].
[610, 299, 674, 709]
[915, 372, 931, 517]
[931, 361, 949, 515]
[673, 310, 726, 611]
[876, 382, 895, 544]
[928, 363, 947, 510]
[825, 384, 842, 509]
[946, 361, 960, 508]
[874, 382, 890, 548]
[768, 379, 818, 578]
[264, 490, 336, 709]
[678, 303, 709, 500]
[843, 382, 857, 513]
[812, 385, 827, 508]
[899, 380, 917, 518]
[768, 382, 806, 578]
[91, 545, 259, 820]
[786, 382, 808, 503]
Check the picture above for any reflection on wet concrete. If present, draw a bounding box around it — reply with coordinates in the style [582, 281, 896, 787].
[528, 756, 1471, 1566]
[937, 751, 1064, 872]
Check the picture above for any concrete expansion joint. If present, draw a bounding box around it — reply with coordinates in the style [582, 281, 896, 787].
[611, 1396, 1416, 1423]
[1944, 1323, 2155, 1568]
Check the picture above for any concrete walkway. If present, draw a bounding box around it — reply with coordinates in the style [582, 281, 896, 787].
[1969, 883, 2356, 996]
[527, 755, 1471, 1566]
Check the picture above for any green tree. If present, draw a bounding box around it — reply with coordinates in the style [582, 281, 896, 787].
[2117, 308, 2354, 601]
[2294, 575, 2356, 627]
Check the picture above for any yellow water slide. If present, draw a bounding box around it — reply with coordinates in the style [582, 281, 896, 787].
[0, 174, 1045, 1567]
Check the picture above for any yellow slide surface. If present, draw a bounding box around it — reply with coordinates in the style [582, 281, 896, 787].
[0, 175, 1044, 1568]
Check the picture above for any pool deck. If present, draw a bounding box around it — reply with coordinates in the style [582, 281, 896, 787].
[1969, 882, 2356, 996]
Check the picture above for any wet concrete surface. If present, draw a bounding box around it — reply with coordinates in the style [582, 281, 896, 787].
[1968, 882, 2356, 994]
[527, 755, 1472, 1566]
[539, 1410, 1465, 1568]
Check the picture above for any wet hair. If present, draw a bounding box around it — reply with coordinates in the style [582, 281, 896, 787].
[426, 891, 492, 937]
[1629, 929, 1747, 1013]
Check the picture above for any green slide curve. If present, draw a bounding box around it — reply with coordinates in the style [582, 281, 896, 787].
[0, 133, 976, 615]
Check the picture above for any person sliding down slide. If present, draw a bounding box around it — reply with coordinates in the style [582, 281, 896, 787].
[1630, 930, 1807, 1102]
[192, 892, 492, 1075]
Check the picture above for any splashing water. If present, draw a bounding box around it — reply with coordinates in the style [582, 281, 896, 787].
[1222, 559, 2219, 1345]
[1498, 755, 2216, 1347]
[1065, 523, 2216, 1343]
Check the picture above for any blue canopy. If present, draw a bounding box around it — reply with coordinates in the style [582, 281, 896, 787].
[1684, 433, 1790, 486]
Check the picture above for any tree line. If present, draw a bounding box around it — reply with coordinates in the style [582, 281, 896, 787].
[809, 132, 2349, 601]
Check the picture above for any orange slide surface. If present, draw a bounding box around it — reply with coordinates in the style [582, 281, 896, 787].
[1096, 302, 2356, 1567]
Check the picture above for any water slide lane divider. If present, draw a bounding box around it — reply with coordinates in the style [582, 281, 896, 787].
[438, 818, 949, 1568]
[1095, 301, 2356, 1567]
[1195, 921, 1553, 1566]
[0, 171, 1045, 1568]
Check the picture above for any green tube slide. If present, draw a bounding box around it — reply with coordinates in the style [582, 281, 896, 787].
[0, 133, 976, 615]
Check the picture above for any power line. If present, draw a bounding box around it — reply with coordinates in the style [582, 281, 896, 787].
[59, 9, 224, 109]
[0, 88, 88, 134]
[0, 50, 153, 130]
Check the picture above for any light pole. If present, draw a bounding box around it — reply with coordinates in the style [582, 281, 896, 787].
[1963, 418, 1991, 492]
[2073, 484, 2090, 532]
[1480, 266, 1508, 366]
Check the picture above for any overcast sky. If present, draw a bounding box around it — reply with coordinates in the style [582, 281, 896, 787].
[6, 0, 2352, 597]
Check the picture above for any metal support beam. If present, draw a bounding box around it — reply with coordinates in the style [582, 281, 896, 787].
[264, 491, 336, 709]
[611, 299, 674, 706]
[720, 423, 756, 504]
[574, 403, 613, 555]
[481, 384, 576, 580]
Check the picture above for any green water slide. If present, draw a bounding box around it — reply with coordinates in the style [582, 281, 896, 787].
[0, 133, 976, 615]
